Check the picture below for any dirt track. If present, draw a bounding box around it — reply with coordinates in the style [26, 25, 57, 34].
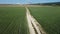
[26, 7, 46, 34]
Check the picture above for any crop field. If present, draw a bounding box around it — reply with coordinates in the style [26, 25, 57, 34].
[29, 7, 60, 34]
[0, 7, 29, 34]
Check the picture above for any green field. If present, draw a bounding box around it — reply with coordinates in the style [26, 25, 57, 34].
[0, 7, 29, 34]
[29, 7, 60, 34]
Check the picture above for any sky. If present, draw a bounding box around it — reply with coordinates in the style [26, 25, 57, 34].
[0, 0, 60, 4]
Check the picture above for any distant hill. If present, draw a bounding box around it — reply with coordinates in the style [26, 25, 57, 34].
[41, 2, 60, 6]
[30, 2, 60, 6]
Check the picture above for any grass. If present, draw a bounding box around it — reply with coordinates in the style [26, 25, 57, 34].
[0, 7, 29, 34]
[29, 7, 60, 34]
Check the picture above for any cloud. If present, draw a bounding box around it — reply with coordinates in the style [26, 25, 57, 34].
[16, 3, 20, 4]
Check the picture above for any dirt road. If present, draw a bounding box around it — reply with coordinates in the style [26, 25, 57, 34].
[26, 7, 46, 34]
[26, 7, 36, 34]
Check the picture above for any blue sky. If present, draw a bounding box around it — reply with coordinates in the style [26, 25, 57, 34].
[0, 0, 60, 4]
